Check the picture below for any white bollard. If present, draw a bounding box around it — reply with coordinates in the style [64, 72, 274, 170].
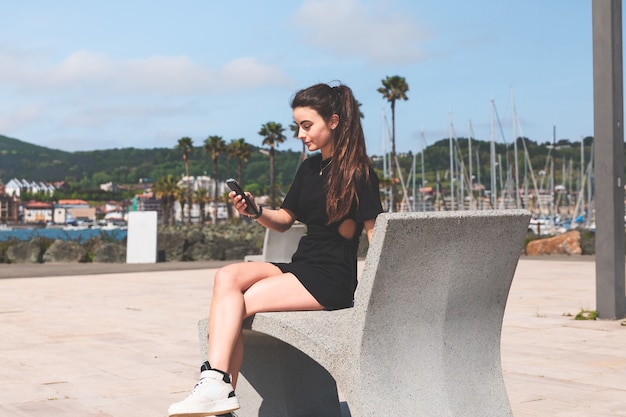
[126, 211, 158, 264]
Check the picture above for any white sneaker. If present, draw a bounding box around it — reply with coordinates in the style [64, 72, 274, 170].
[168, 363, 240, 417]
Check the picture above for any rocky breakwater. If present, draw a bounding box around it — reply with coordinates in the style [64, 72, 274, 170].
[156, 223, 265, 262]
[525, 230, 583, 256]
[4, 237, 127, 264]
[1, 223, 266, 264]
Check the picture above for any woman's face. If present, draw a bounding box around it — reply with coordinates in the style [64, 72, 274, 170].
[292, 106, 338, 158]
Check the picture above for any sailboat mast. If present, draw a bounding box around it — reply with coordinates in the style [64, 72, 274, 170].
[580, 136, 585, 206]
[490, 101, 497, 209]
[511, 88, 521, 208]
[420, 130, 427, 212]
[412, 151, 416, 211]
[569, 157, 573, 217]
[498, 154, 504, 209]
[448, 112, 455, 211]
[476, 149, 482, 209]
[524, 149, 529, 209]
[467, 120, 474, 209]
[551, 126, 556, 216]
[587, 139, 594, 226]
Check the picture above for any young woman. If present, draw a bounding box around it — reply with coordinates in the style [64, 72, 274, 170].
[168, 82, 383, 417]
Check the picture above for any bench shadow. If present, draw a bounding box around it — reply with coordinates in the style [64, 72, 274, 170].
[241, 330, 345, 417]
[340, 401, 352, 417]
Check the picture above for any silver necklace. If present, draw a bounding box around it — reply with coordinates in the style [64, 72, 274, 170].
[319, 158, 332, 176]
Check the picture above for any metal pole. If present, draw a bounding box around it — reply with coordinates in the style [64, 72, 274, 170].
[592, 0, 626, 319]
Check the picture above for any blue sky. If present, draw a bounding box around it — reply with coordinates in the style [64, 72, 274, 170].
[0, 0, 595, 156]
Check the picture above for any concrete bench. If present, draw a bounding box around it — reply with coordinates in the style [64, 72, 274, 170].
[244, 223, 306, 263]
[199, 210, 530, 417]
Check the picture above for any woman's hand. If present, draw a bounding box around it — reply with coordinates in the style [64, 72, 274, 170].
[229, 190, 256, 217]
[230, 190, 297, 232]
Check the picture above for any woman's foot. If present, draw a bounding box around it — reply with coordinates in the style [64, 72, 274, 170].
[168, 362, 240, 417]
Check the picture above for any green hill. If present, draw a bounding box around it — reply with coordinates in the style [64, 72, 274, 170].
[0, 133, 600, 194]
[0, 134, 302, 193]
[0, 134, 71, 180]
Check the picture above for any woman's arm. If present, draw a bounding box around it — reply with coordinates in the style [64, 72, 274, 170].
[364, 218, 376, 243]
[230, 191, 296, 232]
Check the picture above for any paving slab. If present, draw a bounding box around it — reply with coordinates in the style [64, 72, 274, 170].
[502, 257, 626, 417]
[0, 256, 624, 416]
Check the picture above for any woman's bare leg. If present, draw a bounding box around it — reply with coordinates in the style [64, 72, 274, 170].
[242, 273, 324, 316]
[229, 332, 244, 388]
[208, 262, 323, 380]
[168, 262, 323, 416]
[207, 262, 277, 372]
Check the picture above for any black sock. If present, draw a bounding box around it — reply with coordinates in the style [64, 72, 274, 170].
[201, 361, 231, 383]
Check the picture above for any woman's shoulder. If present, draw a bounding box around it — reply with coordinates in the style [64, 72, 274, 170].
[300, 153, 323, 171]
[290, 153, 322, 179]
[305, 153, 323, 164]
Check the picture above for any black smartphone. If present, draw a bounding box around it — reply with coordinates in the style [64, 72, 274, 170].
[226, 178, 260, 217]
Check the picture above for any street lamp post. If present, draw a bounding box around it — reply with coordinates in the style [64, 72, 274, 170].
[592, 0, 626, 319]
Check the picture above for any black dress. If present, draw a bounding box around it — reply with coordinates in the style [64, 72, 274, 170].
[274, 154, 383, 310]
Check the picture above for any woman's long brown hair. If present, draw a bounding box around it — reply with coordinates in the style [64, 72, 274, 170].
[291, 83, 371, 224]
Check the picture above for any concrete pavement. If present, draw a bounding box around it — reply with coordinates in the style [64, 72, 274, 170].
[0, 257, 624, 416]
[502, 257, 626, 417]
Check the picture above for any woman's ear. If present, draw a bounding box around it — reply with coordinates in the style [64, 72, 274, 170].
[330, 114, 339, 130]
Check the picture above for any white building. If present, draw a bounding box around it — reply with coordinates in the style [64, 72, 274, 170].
[102, 201, 127, 221]
[178, 175, 228, 196]
[100, 182, 119, 192]
[4, 178, 55, 198]
[175, 176, 230, 223]
[24, 201, 54, 224]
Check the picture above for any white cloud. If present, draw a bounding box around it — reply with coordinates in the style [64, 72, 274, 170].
[0, 48, 292, 96]
[293, 0, 432, 65]
[218, 57, 293, 89]
[0, 104, 46, 133]
[60, 102, 195, 128]
[51, 50, 115, 85]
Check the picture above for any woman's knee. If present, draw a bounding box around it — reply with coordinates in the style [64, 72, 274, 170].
[213, 265, 241, 292]
[213, 262, 282, 296]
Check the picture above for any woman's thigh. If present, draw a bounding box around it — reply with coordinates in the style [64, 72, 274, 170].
[213, 262, 324, 316]
[243, 273, 324, 317]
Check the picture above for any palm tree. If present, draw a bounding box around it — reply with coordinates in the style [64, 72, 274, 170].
[377, 75, 409, 211]
[259, 121, 286, 209]
[176, 137, 194, 180]
[204, 135, 227, 206]
[176, 137, 194, 222]
[176, 186, 188, 224]
[153, 175, 180, 226]
[227, 138, 252, 184]
[193, 188, 209, 224]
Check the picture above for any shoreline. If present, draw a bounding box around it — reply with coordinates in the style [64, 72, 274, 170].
[0, 254, 596, 279]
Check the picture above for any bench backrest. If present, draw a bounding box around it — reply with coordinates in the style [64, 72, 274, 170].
[259, 223, 306, 263]
[355, 209, 530, 313]
[351, 209, 530, 415]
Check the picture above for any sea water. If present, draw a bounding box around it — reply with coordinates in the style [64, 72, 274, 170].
[0, 228, 127, 243]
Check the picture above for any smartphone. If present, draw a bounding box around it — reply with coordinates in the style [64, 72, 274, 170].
[226, 178, 260, 217]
